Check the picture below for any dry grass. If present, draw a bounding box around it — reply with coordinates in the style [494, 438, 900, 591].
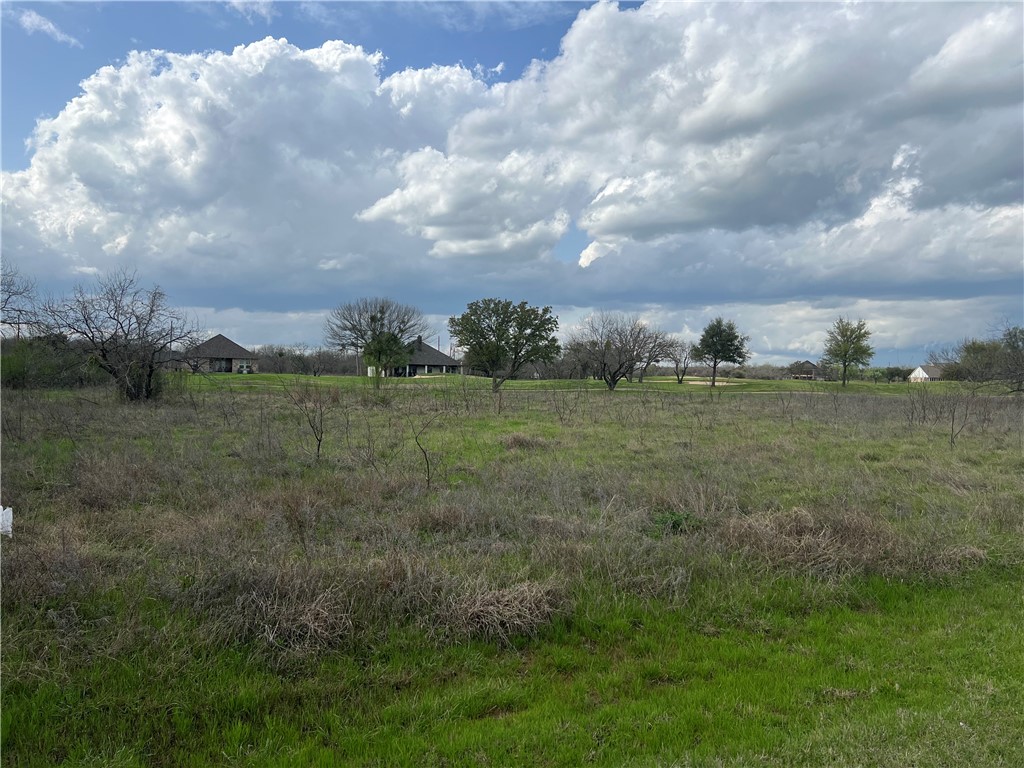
[2, 384, 1021, 663]
[499, 432, 550, 451]
[435, 580, 569, 645]
[188, 560, 355, 654]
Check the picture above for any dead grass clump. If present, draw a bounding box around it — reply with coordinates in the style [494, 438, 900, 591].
[906, 543, 989, 580]
[499, 432, 549, 451]
[186, 560, 353, 654]
[434, 580, 569, 645]
[358, 550, 458, 625]
[722, 507, 900, 577]
[410, 503, 474, 535]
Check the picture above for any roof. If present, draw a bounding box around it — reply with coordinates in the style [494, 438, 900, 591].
[916, 364, 944, 378]
[794, 360, 819, 370]
[190, 334, 254, 359]
[407, 337, 459, 367]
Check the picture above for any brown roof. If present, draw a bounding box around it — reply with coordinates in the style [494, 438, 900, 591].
[190, 334, 254, 359]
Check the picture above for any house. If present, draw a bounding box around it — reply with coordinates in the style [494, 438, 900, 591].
[368, 336, 461, 378]
[909, 364, 944, 383]
[790, 360, 822, 380]
[187, 334, 256, 373]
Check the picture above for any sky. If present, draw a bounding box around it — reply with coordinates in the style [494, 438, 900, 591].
[2, 0, 1022, 366]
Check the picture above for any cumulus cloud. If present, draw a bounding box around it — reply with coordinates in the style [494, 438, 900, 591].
[1, 2, 1020, 362]
[368, 1, 1021, 269]
[13, 8, 82, 47]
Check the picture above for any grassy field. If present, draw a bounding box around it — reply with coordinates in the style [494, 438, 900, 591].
[2, 375, 1022, 766]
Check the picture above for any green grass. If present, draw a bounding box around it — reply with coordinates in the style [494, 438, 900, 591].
[2, 378, 1022, 766]
[4, 572, 1020, 766]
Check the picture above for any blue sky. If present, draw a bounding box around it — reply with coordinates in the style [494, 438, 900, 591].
[2, 1, 1022, 366]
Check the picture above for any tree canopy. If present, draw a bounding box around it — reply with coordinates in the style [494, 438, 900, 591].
[932, 325, 1024, 392]
[693, 317, 750, 386]
[448, 298, 560, 392]
[821, 317, 874, 386]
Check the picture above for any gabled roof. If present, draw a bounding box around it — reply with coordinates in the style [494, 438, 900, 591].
[794, 360, 819, 371]
[190, 333, 254, 359]
[407, 337, 459, 367]
[915, 364, 944, 378]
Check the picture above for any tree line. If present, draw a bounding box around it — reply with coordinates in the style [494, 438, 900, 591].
[4, 261, 1021, 400]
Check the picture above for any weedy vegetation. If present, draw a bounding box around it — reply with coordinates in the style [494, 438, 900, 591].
[2, 374, 1022, 766]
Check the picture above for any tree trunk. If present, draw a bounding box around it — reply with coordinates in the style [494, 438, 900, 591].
[710, 362, 719, 387]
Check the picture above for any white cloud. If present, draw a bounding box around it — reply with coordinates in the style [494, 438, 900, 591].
[1, 3, 1020, 362]
[14, 9, 82, 48]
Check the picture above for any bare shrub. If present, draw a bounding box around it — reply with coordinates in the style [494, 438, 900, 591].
[433, 580, 569, 645]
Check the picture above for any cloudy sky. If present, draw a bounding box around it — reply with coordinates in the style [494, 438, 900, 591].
[2, 1, 1022, 365]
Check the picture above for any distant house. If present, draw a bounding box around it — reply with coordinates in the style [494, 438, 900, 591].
[188, 334, 256, 373]
[790, 360, 822, 380]
[909, 365, 944, 383]
[368, 336, 461, 378]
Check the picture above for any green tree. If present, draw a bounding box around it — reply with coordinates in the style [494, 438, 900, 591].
[821, 317, 874, 386]
[1001, 325, 1024, 392]
[448, 299, 560, 392]
[363, 332, 411, 388]
[693, 317, 750, 387]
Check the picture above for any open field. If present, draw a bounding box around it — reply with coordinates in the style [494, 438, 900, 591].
[2, 376, 1022, 766]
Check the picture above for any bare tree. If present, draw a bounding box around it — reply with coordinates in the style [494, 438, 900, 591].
[1, 260, 38, 338]
[42, 269, 202, 400]
[569, 312, 655, 391]
[323, 297, 429, 384]
[665, 338, 694, 383]
[635, 327, 673, 383]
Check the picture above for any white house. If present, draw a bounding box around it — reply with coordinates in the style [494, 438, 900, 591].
[909, 365, 944, 383]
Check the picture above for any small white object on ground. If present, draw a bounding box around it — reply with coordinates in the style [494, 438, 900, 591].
[1, 506, 12, 537]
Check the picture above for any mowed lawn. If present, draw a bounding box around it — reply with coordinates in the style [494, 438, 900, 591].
[2, 376, 1022, 766]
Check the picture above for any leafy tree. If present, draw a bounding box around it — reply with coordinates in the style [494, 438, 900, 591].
[323, 297, 429, 387]
[41, 269, 202, 401]
[363, 332, 411, 384]
[693, 317, 750, 387]
[1001, 325, 1024, 392]
[932, 325, 1024, 392]
[821, 317, 874, 386]
[448, 298, 560, 392]
[883, 366, 913, 383]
